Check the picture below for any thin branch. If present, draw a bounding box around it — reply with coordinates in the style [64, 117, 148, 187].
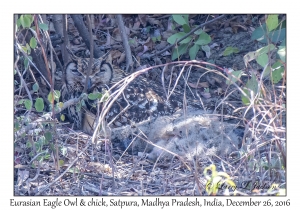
[116, 14, 133, 73]
[83, 15, 94, 93]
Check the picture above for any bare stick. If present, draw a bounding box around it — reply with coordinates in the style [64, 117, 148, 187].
[116, 14, 133, 73]
[83, 15, 94, 93]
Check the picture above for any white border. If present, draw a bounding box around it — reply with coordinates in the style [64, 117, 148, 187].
[3, 0, 298, 208]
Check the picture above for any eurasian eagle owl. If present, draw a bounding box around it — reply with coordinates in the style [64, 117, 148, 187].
[61, 50, 182, 134]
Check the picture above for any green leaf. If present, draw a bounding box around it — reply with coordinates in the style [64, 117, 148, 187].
[189, 44, 200, 60]
[20, 15, 32, 28]
[24, 56, 32, 69]
[39, 23, 48, 31]
[48, 90, 61, 103]
[172, 43, 188, 60]
[223, 47, 239, 56]
[167, 32, 190, 45]
[251, 24, 286, 44]
[262, 66, 271, 78]
[58, 102, 64, 108]
[266, 15, 278, 32]
[32, 83, 39, 92]
[256, 53, 268, 67]
[29, 37, 37, 49]
[35, 98, 44, 112]
[256, 44, 275, 55]
[201, 45, 211, 58]
[16, 18, 22, 28]
[44, 131, 52, 141]
[18, 99, 25, 105]
[88, 92, 102, 100]
[277, 46, 286, 62]
[226, 70, 243, 85]
[241, 73, 259, 105]
[182, 24, 191, 33]
[26, 43, 31, 54]
[271, 62, 284, 83]
[24, 15, 34, 24]
[60, 114, 65, 121]
[195, 32, 211, 45]
[179, 36, 192, 44]
[182, 15, 189, 25]
[194, 29, 203, 35]
[172, 15, 187, 25]
[24, 99, 32, 110]
[21, 45, 28, 54]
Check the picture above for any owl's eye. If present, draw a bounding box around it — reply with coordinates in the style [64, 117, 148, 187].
[100, 68, 106, 73]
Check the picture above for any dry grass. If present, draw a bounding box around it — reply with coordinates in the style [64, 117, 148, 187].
[14, 60, 286, 196]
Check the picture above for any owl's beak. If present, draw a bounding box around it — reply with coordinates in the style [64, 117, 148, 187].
[87, 78, 93, 90]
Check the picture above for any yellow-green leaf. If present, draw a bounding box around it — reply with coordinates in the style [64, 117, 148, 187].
[266, 15, 278, 32]
[60, 114, 65, 121]
[30, 37, 37, 49]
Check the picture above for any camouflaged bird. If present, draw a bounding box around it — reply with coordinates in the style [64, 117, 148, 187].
[61, 49, 183, 134]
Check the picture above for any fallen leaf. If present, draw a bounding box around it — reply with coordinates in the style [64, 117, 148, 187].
[200, 91, 211, 99]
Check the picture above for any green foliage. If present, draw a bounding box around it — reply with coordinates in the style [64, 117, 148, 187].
[240, 15, 286, 105]
[44, 131, 52, 142]
[47, 90, 61, 103]
[223, 47, 239, 56]
[35, 98, 44, 112]
[39, 23, 48, 31]
[251, 15, 285, 44]
[169, 14, 212, 60]
[19, 15, 34, 28]
[29, 37, 37, 49]
[24, 99, 32, 110]
[24, 56, 32, 69]
[60, 114, 65, 121]
[242, 72, 259, 105]
[266, 14, 278, 32]
[226, 70, 243, 85]
[32, 83, 39, 92]
[88, 92, 103, 100]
